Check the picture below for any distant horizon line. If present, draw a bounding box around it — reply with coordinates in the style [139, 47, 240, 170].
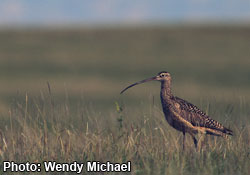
[1, 19, 250, 30]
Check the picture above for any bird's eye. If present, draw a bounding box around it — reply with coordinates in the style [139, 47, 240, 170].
[160, 74, 165, 77]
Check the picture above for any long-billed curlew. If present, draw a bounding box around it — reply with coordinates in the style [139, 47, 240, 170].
[120, 71, 233, 150]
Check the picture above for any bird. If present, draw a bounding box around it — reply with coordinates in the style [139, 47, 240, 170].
[120, 71, 233, 150]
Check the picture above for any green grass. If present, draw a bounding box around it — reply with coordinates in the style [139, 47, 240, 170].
[0, 92, 248, 175]
[0, 26, 249, 174]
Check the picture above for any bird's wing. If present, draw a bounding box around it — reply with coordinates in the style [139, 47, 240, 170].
[173, 97, 232, 135]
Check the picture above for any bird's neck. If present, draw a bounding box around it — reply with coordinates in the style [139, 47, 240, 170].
[160, 80, 172, 100]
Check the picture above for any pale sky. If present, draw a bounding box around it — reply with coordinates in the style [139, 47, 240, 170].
[0, 0, 250, 26]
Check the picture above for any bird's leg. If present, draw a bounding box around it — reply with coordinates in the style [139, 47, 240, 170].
[192, 136, 198, 150]
[189, 132, 198, 150]
[182, 131, 186, 151]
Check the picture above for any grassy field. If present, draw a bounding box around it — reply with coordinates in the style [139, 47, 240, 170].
[0, 26, 249, 174]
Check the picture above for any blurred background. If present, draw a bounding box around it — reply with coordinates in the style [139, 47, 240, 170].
[0, 0, 250, 115]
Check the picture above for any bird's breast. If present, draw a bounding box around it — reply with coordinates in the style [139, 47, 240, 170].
[160, 100, 174, 124]
[161, 100, 187, 131]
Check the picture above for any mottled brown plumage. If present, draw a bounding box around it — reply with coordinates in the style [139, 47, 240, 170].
[120, 71, 233, 149]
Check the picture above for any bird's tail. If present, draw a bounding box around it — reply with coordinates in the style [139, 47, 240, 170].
[223, 127, 233, 136]
[203, 127, 233, 138]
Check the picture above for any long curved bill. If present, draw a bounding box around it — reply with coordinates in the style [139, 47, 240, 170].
[120, 76, 157, 94]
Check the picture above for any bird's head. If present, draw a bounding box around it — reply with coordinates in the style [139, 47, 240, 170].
[155, 71, 171, 81]
[120, 71, 171, 94]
